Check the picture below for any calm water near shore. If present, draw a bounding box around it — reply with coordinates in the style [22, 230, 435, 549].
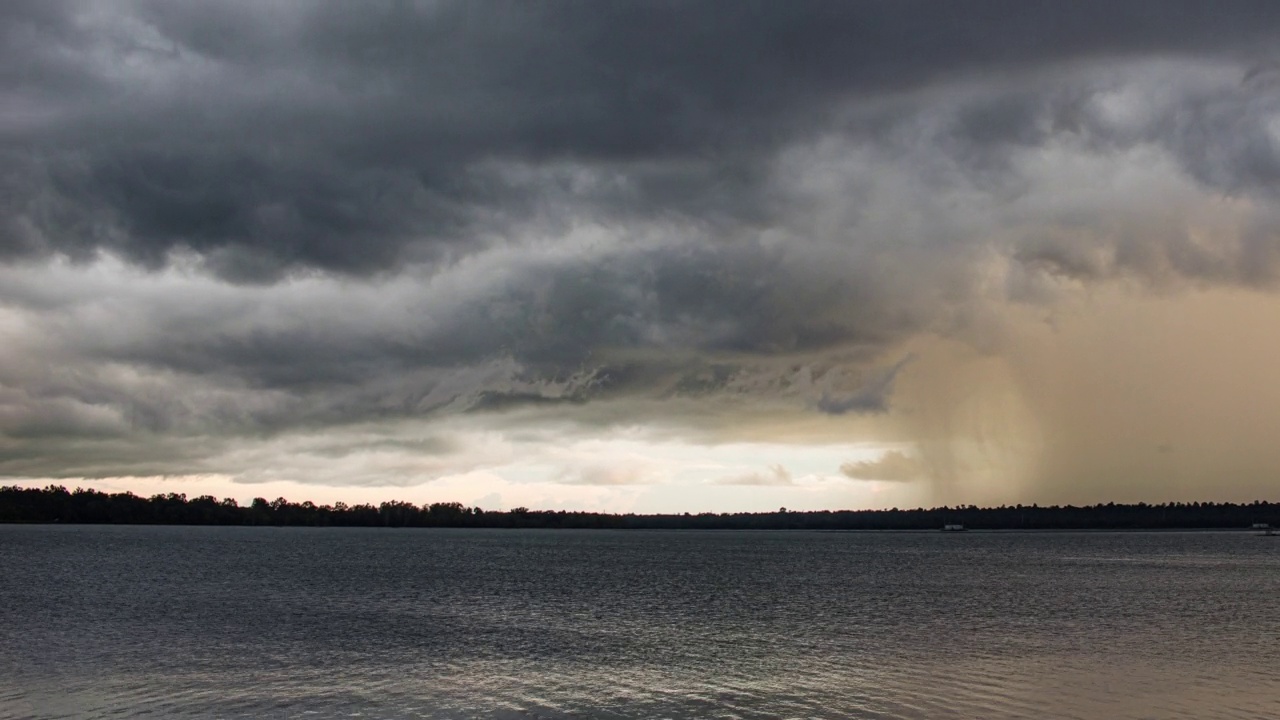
[2, 526, 1277, 719]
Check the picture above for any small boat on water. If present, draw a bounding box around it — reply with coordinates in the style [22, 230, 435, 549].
[942, 523, 966, 532]
[1251, 523, 1277, 536]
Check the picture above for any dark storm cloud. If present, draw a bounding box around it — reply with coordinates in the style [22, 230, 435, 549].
[6, 1, 1280, 488]
[817, 355, 913, 415]
[5, 0, 1280, 279]
[0, 233, 917, 450]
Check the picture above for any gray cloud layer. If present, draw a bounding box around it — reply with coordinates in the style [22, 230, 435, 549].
[4, 2, 1280, 499]
[7, 1, 1280, 277]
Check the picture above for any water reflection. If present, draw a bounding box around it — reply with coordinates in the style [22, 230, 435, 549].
[1, 527, 1277, 719]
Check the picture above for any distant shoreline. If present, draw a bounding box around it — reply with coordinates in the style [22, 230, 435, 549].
[3, 525, 1272, 534]
[3, 485, 1276, 531]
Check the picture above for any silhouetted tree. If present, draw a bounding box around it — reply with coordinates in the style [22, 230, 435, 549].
[1, 485, 1277, 530]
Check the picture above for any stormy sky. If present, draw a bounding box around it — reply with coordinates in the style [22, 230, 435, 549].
[5, 1, 1280, 511]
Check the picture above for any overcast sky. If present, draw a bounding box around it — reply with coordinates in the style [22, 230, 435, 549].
[5, 1, 1280, 511]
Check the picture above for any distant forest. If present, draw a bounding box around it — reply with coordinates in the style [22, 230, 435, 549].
[2, 485, 1277, 530]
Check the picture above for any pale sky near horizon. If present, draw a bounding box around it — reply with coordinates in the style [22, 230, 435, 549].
[5, 1, 1280, 512]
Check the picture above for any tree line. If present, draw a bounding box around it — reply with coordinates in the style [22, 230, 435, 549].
[1, 485, 1277, 529]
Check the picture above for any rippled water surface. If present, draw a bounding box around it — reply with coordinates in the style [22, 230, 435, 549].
[2, 526, 1278, 719]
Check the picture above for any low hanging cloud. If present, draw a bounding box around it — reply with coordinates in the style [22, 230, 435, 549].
[3, 2, 1280, 506]
[840, 451, 924, 483]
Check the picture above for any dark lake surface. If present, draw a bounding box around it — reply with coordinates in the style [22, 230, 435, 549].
[2, 526, 1277, 719]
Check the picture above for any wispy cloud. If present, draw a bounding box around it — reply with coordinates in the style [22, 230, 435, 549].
[714, 464, 795, 487]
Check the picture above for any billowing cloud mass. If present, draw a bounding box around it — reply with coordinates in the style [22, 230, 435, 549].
[4, 1, 1280, 510]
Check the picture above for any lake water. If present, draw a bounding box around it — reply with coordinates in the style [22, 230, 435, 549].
[1, 526, 1277, 719]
